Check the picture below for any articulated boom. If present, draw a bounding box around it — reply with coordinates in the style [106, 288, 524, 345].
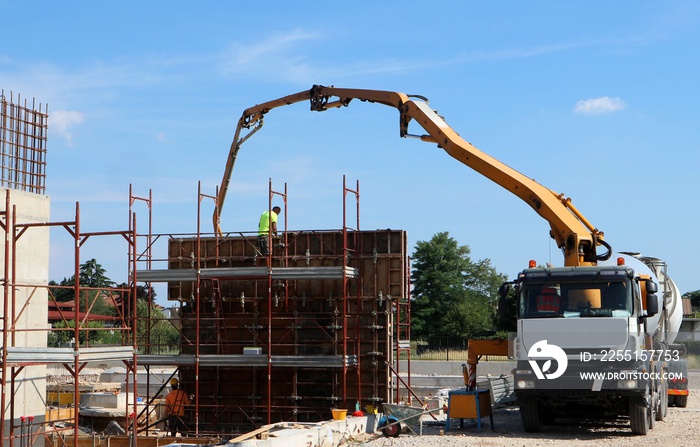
[217, 85, 611, 267]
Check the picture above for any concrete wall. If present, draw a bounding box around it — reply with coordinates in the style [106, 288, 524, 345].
[1, 188, 50, 446]
[395, 361, 515, 399]
[399, 360, 515, 377]
[678, 318, 700, 341]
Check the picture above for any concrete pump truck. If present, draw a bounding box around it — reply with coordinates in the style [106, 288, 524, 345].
[215, 85, 684, 435]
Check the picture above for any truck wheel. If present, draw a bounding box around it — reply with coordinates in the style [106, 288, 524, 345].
[629, 397, 649, 435]
[648, 393, 656, 430]
[520, 397, 542, 433]
[675, 395, 688, 408]
[668, 395, 676, 407]
[656, 386, 667, 421]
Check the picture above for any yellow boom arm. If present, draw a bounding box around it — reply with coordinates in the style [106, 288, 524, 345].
[216, 85, 610, 267]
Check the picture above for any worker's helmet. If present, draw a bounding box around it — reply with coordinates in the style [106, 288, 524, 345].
[170, 378, 179, 386]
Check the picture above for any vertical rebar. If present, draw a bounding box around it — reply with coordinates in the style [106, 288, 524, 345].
[28, 415, 34, 447]
[20, 416, 25, 447]
[1, 92, 7, 185]
[0, 91, 47, 193]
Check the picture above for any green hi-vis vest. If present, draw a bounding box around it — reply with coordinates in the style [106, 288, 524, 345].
[258, 210, 278, 236]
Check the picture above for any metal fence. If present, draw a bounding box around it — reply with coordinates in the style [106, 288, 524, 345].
[409, 336, 511, 361]
[413, 336, 469, 361]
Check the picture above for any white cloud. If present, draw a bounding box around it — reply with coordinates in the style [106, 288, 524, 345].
[219, 29, 321, 82]
[50, 110, 85, 145]
[574, 97, 627, 115]
[217, 29, 427, 83]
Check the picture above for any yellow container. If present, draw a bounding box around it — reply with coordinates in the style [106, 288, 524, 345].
[449, 392, 492, 419]
[331, 408, 347, 420]
[568, 289, 601, 309]
[47, 391, 76, 406]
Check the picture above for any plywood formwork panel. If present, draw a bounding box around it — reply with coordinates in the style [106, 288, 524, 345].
[168, 229, 406, 433]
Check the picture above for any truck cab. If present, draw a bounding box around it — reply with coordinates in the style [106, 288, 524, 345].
[501, 262, 667, 434]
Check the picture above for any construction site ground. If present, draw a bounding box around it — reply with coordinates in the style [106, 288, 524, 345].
[360, 369, 700, 447]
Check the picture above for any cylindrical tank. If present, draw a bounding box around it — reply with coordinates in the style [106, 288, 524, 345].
[605, 253, 682, 344]
[636, 255, 683, 344]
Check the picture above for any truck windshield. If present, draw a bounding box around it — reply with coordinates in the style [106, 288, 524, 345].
[519, 280, 632, 318]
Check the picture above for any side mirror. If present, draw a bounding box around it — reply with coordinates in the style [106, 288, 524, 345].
[644, 279, 659, 317]
[646, 280, 658, 294]
[645, 293, 659, 317]
[498, 295, 509, 321]
[497, 283, 513, 322]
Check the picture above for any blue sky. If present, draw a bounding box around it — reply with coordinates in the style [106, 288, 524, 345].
[2, 1, 699, 305]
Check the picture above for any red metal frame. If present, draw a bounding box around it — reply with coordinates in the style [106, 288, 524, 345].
[342, 176, 361, 404]
[0, 174, 416, 443]
[1, 191, 139, 447]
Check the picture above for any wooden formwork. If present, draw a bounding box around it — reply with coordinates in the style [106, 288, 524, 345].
[166, 229, 408, 433]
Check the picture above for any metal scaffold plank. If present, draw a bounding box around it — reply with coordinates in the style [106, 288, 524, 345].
[135, 266, 359, 282]
[3, 346, 134, 364]
[136, 354, 357, 368]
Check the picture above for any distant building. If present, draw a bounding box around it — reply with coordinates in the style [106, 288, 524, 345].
[47, 298, 121, 326]
[682, 298, 693, 317]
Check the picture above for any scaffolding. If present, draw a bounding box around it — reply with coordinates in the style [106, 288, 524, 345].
[0, 173, 414, 444]
[1, 190, 140, 447]
[133, 178, 412, 434]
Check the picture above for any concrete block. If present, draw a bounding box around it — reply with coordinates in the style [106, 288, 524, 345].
[80, 392, 127, 409]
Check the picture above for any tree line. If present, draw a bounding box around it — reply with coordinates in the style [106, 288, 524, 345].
[50, 238, 699, 349]
[410, 231, 510, 341]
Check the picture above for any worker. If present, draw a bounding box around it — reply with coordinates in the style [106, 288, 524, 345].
[257, 206, 281, 256]
[165, 378, 191, 437]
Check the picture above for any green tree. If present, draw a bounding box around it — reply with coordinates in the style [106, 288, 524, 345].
[48, 320, 120, 347]
[135, 300, 180, 354]
[49, 278, 74, 302]
[78, 259, 117, 317]
[410, 232, 507, 339]
[50, 258, 116, 306]
[113, 282, 179, 353]
[79, 258, 116, 288]
[48, 259, 123, 347]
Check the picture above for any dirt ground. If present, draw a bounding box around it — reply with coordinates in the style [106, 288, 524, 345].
[360, 370, 700, 447]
